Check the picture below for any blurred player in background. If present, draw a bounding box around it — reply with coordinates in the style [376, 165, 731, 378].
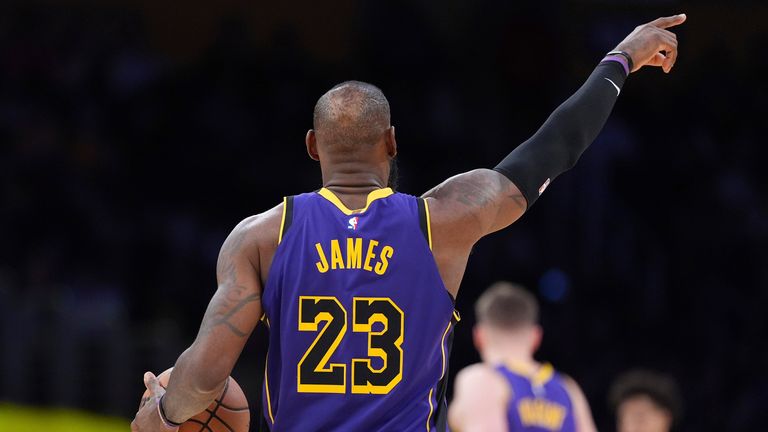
[609, 370, 682, 432]
[448, 282, 597, 432]
[132, 14, 685, 432]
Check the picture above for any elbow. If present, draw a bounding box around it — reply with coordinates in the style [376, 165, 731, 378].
[196, 367, 229, 396]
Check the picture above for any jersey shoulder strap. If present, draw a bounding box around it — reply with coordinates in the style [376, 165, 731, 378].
[278, 195, 295, 244]
[416, 197, 432, 250]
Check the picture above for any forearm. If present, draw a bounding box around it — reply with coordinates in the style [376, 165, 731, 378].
[161, 345, 228, 423]
[155, 216, 264, 424]
[494, 58, 627, 207]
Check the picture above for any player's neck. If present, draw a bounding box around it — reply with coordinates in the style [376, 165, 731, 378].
[321, 166, 389, 193]
[319, 166, 390, 210]
[483, 347, 537, 369]
[318, 146, 392, 195]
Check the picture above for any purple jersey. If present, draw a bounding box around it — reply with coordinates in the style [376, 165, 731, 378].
[496, 363, 576, 432]
[260, 188, 459, 431]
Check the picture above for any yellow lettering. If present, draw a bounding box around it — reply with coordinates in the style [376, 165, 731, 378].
[374, 246, 394, 275]
[363, 240, 379, 271]
[346, 238, 363, 269]
[517, 398, 566, 430]
[315, 243, 330, 273]
[330, 239, 345, 270]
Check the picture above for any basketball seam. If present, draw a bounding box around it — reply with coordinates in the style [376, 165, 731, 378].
[212, 378, 234, 432]
[206, 411, 236, 432]
[155, 377, 246, 432]
[200, 378, 231, 431]
[215, 379, 248, 411]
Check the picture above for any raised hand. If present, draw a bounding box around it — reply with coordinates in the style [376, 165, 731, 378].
[615, 14, 687, 73]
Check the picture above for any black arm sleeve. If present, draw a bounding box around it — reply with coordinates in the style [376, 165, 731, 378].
[494, 60, 627, 208]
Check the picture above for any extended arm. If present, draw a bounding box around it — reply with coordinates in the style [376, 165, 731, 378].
[494, 14, 685, 211]
[425, 15, 685, 247]
[160, 217, 263, 423]
[492, 58, 627, 210]
[131, 216, 265, 431]
[424, 56, 627, 244]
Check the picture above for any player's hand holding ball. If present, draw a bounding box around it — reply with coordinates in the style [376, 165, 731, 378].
[132, 371, 174, 432]
[614, 14, 687, 73]
[131, 368, 250, 432]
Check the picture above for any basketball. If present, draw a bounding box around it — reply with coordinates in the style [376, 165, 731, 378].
[140, 368, 250, 432]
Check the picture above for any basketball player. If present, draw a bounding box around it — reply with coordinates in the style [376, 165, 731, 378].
[132, 14, 686, 432]
[448, 282, 596, 432]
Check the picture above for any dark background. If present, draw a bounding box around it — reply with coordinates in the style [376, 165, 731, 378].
[1, 0, 766, 430]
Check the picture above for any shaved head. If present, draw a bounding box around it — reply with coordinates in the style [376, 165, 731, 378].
[313, 81, 391, 150]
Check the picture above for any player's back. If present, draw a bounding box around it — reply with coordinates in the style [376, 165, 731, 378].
[497, 363, 576, 432]
[260, 187, 459, 431]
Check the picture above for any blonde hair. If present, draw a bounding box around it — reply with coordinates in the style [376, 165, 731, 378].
[474, 281, 538, 329]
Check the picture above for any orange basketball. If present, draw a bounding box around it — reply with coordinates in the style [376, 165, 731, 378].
[140, 368, 250, 432]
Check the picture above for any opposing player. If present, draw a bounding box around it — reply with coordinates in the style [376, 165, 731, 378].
[448, 282, 596, 432]
[132, 14, 686, 432]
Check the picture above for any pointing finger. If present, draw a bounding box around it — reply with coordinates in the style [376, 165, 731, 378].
[658, 28, 678, 42]
[649, 14, 687, 30]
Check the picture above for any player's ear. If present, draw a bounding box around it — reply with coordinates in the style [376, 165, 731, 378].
[530, 325, 543, 352]
[385, 126, 397, 158]
[472, 325, 484, 352]
[306, 129, 320, 161]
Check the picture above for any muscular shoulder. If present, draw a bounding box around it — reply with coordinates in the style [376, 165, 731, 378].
[230, 203, 283, 248]
[424, 168, 525, 237]
[455, 363, 510, 399]
[559, 373, 598, 432]
[421, 169, 526, 297]
[559, 374, 582, 398]
[450, 363, 511, 432]
[218, 202, 284, 284]
[234, 203, 284, 247]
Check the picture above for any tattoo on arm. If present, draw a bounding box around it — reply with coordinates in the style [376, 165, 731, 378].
[202, 288, 260, 337]
[432, 175, 497, 209]
[433, 170, 524, 210]
[453, 179, 497, 208]
[199, 227, 261, 338]
[425, 169, 527, 240]
[216, 225, 246, 277]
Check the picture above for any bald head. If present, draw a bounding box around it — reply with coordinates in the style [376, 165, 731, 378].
[313, 81, 391, 150]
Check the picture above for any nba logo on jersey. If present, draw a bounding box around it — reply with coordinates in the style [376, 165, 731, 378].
[348, 216, 360, 230]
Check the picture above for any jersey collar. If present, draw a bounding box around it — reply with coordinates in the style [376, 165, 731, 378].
[503, 361, 555, 387]
[317, 187, 394, 215]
